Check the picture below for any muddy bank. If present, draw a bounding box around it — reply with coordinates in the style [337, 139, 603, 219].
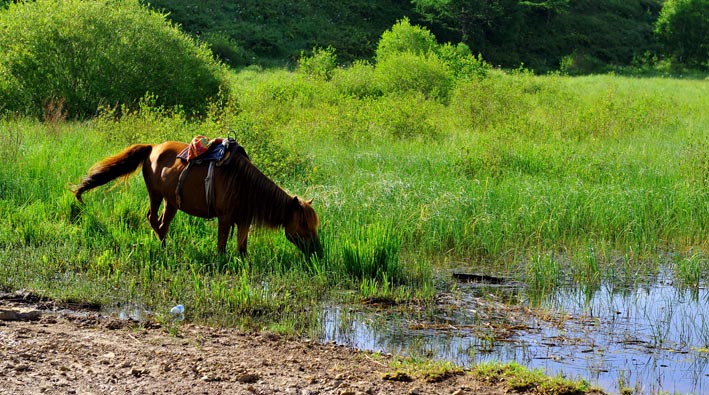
[0, 296, 513, 395]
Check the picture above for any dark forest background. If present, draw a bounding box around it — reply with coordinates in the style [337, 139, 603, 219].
[144, 0, 664, 73]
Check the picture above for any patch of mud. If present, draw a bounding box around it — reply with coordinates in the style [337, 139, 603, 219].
[0, 292, 511, 395]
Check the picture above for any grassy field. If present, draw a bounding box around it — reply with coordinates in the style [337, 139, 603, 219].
[1, 68, 708, 332]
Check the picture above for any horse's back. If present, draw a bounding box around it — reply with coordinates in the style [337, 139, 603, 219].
[142, 142, 187, 201]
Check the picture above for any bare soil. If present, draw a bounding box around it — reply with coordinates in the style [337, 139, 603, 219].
[0, 295, 511, 395]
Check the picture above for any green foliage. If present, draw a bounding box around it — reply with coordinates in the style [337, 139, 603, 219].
[200, 32, 251, 67]
[341, 222, 403, 284]
[0, 0, 227, 118]
[374, 52, 454, 101]
[142, 0, 680, 74]
[674, 253, 706, 287]
[474, 362, 594, 394]
[372, 19, 488, 99]
[372, 93, 444, 139]
[413, 0, 663, 72]
[529, 253, 560, 292]
[436, 43, 490, 80]
[375, 17, 438, 61]
[298, 46, 338, 81]
[655, 0, 709, 68]
[147, 0, 410, 64]
[331, 61, 381, 98]
[3, 67, 709, 337]
[559, 51, 610, 75]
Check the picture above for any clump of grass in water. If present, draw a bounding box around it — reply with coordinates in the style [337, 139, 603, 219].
[341, 222, 402, 284]
[674, 253, 705, 288]
[474, 362, 597, 394]
[529, 252, 560, 291]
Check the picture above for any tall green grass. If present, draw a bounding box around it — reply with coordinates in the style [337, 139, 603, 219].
[1, 69, 708, 331]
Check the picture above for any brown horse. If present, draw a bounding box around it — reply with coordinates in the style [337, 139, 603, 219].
[74, 141, 322, 259]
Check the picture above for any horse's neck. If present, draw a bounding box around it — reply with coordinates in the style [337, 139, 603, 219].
[242, 163, 291, 227]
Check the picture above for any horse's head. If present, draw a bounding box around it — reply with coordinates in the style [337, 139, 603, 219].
[285, 196, 323, 260]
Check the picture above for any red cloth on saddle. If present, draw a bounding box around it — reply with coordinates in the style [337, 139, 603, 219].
[178, 135, 224, 162]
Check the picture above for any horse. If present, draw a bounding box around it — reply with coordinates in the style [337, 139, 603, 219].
[73, 141, 323, 260]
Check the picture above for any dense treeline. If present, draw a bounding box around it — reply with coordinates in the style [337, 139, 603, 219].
[146, 0, 666, 72]
[0, 0, 706, 120]
[1, 0, 706, 74]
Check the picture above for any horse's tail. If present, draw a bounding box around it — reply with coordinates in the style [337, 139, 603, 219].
[73, 144, 153, 203]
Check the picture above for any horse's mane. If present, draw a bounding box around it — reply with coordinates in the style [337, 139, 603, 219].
[220, 153, 293, 227]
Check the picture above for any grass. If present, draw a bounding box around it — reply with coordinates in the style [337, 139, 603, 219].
[1, 67, 709, 337]
[474, 361, 599, 394]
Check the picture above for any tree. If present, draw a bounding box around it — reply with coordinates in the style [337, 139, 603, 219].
[412, 0, 522, 54]
[0, 0, 227, 118]
[375, 17, 439, 60]
[655, 0, 709, 68]
[413, 0, 662, 72]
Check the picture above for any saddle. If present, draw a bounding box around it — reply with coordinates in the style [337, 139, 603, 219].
[176, 135, 248, 216]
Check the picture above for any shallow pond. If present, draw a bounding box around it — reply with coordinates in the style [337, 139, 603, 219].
[321, 271, 709, 394]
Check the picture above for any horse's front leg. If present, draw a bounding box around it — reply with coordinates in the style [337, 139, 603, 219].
[217, 218, 232, 254]
[236, 222, 251, 256]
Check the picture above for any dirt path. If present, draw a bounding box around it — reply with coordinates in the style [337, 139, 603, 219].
[0, 297, 510, 395]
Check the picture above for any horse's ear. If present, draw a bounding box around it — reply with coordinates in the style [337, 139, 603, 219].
[307, 198, 314, 205]
[291, 196, 300, 208]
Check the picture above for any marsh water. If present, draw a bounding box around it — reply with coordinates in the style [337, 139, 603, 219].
[321, 270, 709, 394]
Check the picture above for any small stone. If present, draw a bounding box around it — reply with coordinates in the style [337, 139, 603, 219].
[131, 368, 148, 377]
[382, 371, 413, 382]
[235, 373, 260, 384]
[0, 308, 41, 321]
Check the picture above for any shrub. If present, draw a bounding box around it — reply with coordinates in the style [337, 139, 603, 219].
[436, 43, 490, 80]
[374, 52, 454, 101]
[201, 32, 251, 68]
[331, 60, 381, 98]
[0, 0, 227, 118]
[559, 51, 609, 75]
[375, 17, 438, 61]
[372, 93, 444, 139]
[374, 19, 489, 90]
[655, 0, 709, 68]
[298, 46, 337, 81]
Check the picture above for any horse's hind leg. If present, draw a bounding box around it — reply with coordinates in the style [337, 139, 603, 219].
[147, 193, 163, 237]
[157, 201, 178, 242]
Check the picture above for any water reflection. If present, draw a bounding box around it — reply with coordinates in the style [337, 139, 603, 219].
[321, 277, 709, 394]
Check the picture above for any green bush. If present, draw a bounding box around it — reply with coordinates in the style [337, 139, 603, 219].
[436, 42, 490, 80]
[0, 0, 228, 118]
[331, 60, 381, 98]
[375, 17, 438, 61]
[655, 0, 709, 68]
[298, 46, 338, 80]
[559, 51, 609, 75]
[373, 19, 488, 95]
[201, 32, 251, 68]
[373, 93, 444, 139]
[374, 52, 454, 101]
